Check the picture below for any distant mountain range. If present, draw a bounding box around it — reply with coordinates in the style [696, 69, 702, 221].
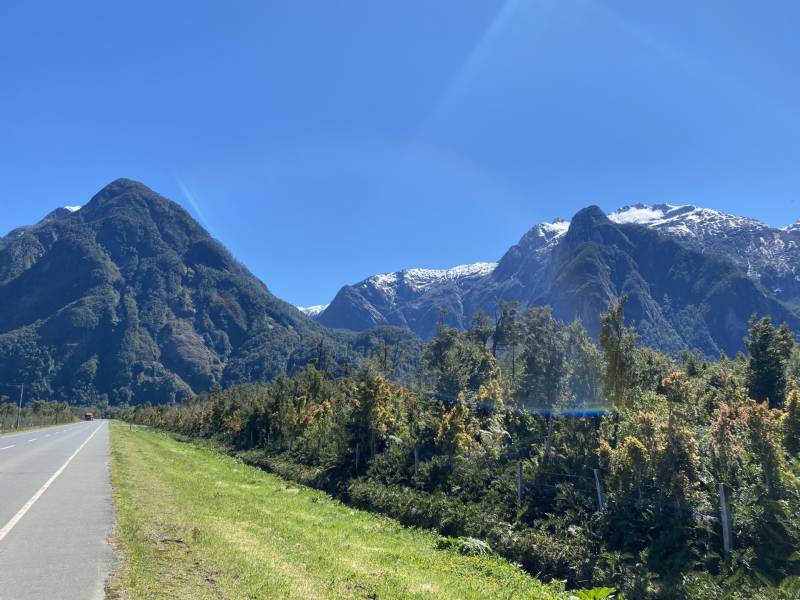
[306, 203, 800, 356]
[0, 179, 419, 405]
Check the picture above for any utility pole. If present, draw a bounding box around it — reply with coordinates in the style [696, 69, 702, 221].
[16, 383, 24, 429]
[2, 382, 25, 429]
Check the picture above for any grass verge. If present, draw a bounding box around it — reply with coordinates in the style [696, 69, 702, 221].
[107, 422, 567, 599]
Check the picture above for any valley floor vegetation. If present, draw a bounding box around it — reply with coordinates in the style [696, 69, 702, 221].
[106, 421, 568, 600]
[121, 300, 800, 599]
[0, 398, 75, 432]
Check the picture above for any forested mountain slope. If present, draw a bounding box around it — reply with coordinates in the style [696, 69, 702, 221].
[0, 179, 419, 404]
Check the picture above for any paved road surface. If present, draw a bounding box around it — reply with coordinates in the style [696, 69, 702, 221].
[0, 420, 115, 600]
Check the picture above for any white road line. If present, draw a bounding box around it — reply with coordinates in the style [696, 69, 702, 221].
[0, 445, 15, 451]
[44, 434, 51, 438]
[27, 439, 37, 443]
[0, 424, 103, 544]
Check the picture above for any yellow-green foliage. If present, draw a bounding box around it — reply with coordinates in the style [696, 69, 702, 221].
[435, 394, 477, 456]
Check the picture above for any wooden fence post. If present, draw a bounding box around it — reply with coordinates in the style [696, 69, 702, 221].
[544, 415, 553, 460]
[593, 468, 605, 510]
[718, 482, 732, 559]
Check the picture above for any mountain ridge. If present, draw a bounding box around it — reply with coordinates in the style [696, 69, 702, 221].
[307, 202, 800, 355]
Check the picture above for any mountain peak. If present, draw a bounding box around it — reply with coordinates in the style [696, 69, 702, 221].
[562, 205, 634, 251]
[572, 205, 607, 222]
[88, 178, 156, 204]
[107, 177, 150, 190]
[78, 179, 203, 238]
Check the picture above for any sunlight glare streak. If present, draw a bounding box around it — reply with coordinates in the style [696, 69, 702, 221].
[176, 177, 212, 233]
[420, 0, 523, 135]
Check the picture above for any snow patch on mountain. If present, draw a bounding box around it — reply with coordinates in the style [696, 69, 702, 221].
[403, 262, 497, 290]
[363, 262, 497, 297]
[299, 304, 328, 317]
[537, 218, 570, 239]
[520, 218, 571, 259]
[609, 204, 684, 225]
[64, 205, 82, 212]
[784, 220, 800, 234]
[608, 204, 768, 238]
[606, 204, 800, 290]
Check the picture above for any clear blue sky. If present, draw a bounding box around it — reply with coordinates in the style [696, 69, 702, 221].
[1, 1, 799, 307]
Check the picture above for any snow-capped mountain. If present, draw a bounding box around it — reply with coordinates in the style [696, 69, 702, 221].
[533, 203, 800, 303]
[614, 204, 800, 301]
[317, 262, 497, 338]
[310, 203, 800, 356]
[480, 203, 800, 302]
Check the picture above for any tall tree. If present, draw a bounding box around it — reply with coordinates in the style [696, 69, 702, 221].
[470, 312, 494, 349]
[493, 301, 522, 384]
[424, 325, 496, 401]
[599, 296, 638, 408]
[564, 319, 604, 408]
[516, 307, 568, 457]
[745, 316, 795, 407]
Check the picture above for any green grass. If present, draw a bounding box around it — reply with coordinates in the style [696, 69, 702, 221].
[107, 422, 567, 600]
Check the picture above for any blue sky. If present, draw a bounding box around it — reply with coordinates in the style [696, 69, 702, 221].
[1, 1, 799, 307]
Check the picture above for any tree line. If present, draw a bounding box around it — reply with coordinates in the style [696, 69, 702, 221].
[0, 398, 76, 431]
[121, 300, 800, 599]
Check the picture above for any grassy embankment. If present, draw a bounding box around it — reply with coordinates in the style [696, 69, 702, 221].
[107, 422, 568, 599]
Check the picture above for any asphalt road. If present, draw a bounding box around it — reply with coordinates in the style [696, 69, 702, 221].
[0, 420, 115, 600]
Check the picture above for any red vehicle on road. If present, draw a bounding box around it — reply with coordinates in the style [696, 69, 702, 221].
[84, 411, 95, 421]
